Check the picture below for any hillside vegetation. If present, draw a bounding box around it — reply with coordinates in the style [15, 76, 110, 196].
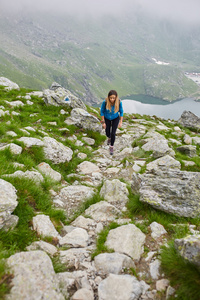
[0, 12, 200, 103]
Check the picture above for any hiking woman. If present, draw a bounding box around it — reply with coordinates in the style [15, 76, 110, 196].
[100, 90, 123, 155]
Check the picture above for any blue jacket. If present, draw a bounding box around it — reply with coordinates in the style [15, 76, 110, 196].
[100, 100, 123, 120]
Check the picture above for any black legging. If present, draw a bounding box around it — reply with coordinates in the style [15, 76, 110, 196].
[105, 116, 119, 146]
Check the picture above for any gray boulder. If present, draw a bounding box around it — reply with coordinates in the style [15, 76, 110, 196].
[98, 274, 144, 300]
[6, 251, 64, 300]
[94, 253, 135, 275]
[100, 179, 129, 207]
[174, 235, 200, 268]
[135, 169, 200, 218]
[0, 77, 19, 90]
[0, 179, 18, 230]
[43, 137, 73, 164]
[141, 131, 175, 158]
[178, 110, 200, 131]
[105, 224, 146, 260]
[53, 185, 95, 216]
[43, 82, 86, 109]
[70, 108, 102, 132]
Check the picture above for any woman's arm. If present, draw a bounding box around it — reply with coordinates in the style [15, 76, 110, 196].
[118, 101, 123, 128]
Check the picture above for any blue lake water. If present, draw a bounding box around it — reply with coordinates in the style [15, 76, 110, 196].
[122, 97, 200, 121]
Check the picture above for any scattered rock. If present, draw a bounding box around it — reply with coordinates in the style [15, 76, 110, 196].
[105, 224, 146, 260]
[0, 179, 18, 230]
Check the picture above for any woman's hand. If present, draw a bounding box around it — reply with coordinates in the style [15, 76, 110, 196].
[102, 123, 106, 129]
[118, 121, 122, 128]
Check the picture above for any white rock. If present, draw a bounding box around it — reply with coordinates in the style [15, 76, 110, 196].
[149, 259, 161, 280]
[0, 77, 19, 90]
[6, 250, 64, 300]
[77, 152, 87, 159]
[43, 137, 73, 164]
[0, 143, 22, 155]
[24, 126, 36, 132]
[32, 214, 59, 238]
[150, 222, 167, 239]
[59, 228, 89, 248]
[105, 224, 146, 260]
[94, 253, 135, 275]
[72, 216, 96, 230]
[0, 179, 18, 229]
[72, 288, 94, 300]
[37, 162, 62, 182]
[77, 161, 101, 174]
[100, 179, 129, 203]
[59, 248, 91, 269]
[5, 100, 24, 107]
[6, 131, 17, 137]
[18, 137, 44, 147]
[26, 241, 58, 257]
[156, 279, 169, 292]
[98, 274, 143, 300]
[84, 201, 121, 222]
[82, 137, 95, 145]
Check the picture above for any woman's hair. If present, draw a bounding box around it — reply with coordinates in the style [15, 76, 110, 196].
[106, 90, 120, 113]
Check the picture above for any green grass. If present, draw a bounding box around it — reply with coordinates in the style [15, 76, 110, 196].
[161, 242, 200, 300]
[91, 222, 120, 259]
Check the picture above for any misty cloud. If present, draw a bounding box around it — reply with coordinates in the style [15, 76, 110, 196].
[1, 0, 200, 25]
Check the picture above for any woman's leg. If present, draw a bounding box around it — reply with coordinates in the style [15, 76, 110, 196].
[105, 118, 111, 139]
[110, 116, 119, 146]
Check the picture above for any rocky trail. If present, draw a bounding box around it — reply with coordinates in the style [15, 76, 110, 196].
[0, 78, 200, 300]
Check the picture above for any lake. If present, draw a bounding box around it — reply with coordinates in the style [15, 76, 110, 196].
[122, 96, 200, 121]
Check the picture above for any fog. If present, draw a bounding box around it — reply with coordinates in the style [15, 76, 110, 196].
[1, 0, 200, 25]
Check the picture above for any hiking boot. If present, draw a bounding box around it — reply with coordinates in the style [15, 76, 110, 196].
[107, 138, 111, 145]
[110, 146, 114, 155]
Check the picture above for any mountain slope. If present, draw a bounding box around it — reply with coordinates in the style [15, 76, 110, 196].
[0, 12, 200, 103]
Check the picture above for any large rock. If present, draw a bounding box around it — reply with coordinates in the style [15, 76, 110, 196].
[178, 110, 200, 131]
[77, 161, 101, 175]
[59, 228, 89, 248]
[72, 288, 94, 300]
[37, 162, 62, 182]
[100, 179, 129, 204]
[6, 251, 64, 300]
[0, 179, 18, 230]
[26, 241, 58, 257]
[43, 137, 73, 164]
[105, 224, 146, 260]
[146, 155, 181, 172]
[84, 201, 121, 222]
[0, 143, 22, 155]
[98, 274, 144, 300]
[70, 108, 102, 132]
[43, 82, 86, 109]
[141, 131, 175, 158]
[0, 77, 19, 90]
[94, 253, 135, 275]
[174, 235, 200, 268]
[4, 170, 44, 184]
[32, 214, 59, 238]
[53, 185, 95, 216]
[136, 169, 200, 218]
[18, 137, 44, 147]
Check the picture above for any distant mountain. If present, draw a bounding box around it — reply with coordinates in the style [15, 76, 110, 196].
[0, 11, 200, 104]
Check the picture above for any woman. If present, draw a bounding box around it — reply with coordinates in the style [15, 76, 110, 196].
[100, 90, 123, 155]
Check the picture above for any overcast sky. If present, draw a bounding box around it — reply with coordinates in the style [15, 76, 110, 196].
[1, 0, 200, 25]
